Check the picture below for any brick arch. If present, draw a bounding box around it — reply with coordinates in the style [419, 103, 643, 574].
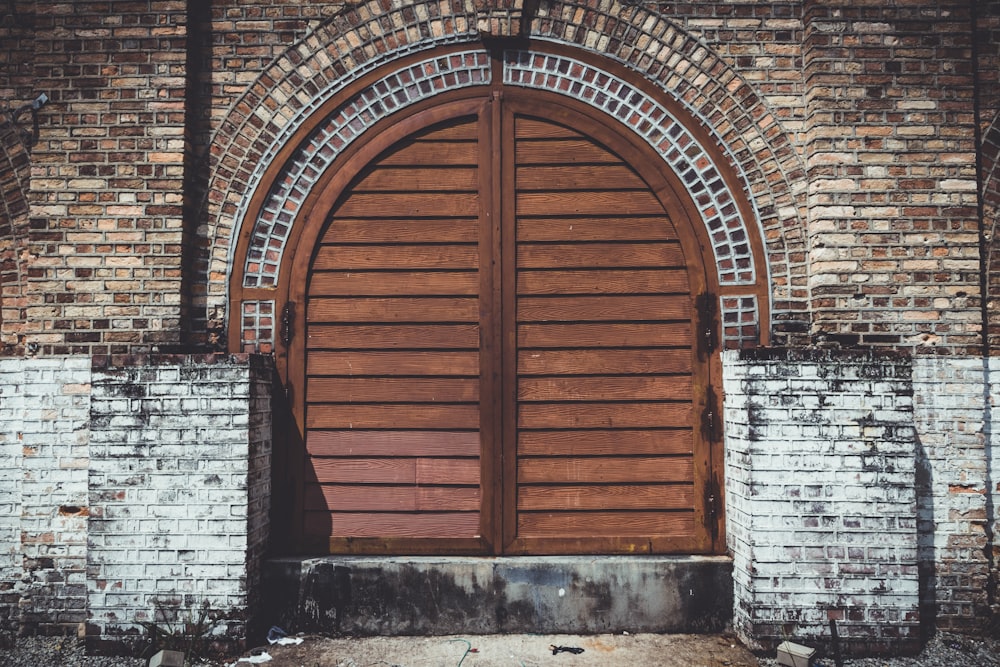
[0, 127, 30, 353]
[201, 0, 808, 348]
[984, 113, 1000, 351]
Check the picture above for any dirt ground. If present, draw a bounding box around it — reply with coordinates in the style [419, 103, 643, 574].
[227, 633, 758, 667]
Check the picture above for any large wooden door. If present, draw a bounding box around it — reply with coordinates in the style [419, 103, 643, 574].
[299, 91, 719, 555]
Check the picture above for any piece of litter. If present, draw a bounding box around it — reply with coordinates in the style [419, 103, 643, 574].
[550, 645, 585, 655]
[272, 637, 303, 646]
[231, 652, 273, 664]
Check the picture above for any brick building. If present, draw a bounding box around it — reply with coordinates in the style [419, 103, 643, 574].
[1, 0, 999, 656]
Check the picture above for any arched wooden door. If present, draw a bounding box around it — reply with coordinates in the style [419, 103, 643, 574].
[291, 90, 720, 555]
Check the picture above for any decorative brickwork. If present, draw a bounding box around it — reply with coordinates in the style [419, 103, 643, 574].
[503, 49, 759, 287]
[240, 299, 276, 354]
[205, 0, 808, 349]
[240, 50, 493, 289]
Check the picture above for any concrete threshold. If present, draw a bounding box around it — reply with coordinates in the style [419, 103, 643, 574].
[262, 555, 733, 636]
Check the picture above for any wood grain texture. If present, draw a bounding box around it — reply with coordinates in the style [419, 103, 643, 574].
[517, 456, 693, 483]
[307, 430, 480, 457]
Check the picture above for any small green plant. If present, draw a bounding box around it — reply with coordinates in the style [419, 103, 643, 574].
[140, 599, 224, 666]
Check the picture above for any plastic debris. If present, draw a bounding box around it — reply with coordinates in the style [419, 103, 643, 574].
[550, 645, 585, 655]
[228, 651, 273, 665]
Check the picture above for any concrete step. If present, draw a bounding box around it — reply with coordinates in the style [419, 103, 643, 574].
[262, 555, 733, 636]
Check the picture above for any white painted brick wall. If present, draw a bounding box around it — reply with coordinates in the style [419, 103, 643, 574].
[0, 354, 272, 645]
[912, 357, 994, 628]
[87, 356, 272, 644]
[0, 357, 92, 633]
[724, 349, 920, 654]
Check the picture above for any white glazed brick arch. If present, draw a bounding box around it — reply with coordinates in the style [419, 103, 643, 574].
[237, 46, 765, 349]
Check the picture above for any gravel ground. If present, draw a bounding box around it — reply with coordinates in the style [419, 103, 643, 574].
[0, 631, 998, 667]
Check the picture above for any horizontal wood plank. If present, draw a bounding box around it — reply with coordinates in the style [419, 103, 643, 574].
[313, 245, 478, 270]
[321, 219, 478, 244]
[517, 484, 693, 511]
[517, 348, 691, 375]
[307, 324, 480, 350]
[335, 192, 478, 218]
[379, 140, 478, 166]
[518, 429, 693, 457]
[517, 323, 691, 348]
[309, 377, 479, 403]
[353, 167, 478, 192]
[310, 457, 480, 485]
[516, 118, 582, 139]
[306, 403, 480, 429]
[517, 191, 664, 216]
[308, 351, 480, 375]
[518, 402, 691, 429]
[517, 295, 690, 322]
[309, 297, 478, 323]
[518, 376, 693, 401]
[517, 216, 677, 242]
[310, 271, 479, 296]
[307, 430, 480, 457]
[515, 165, 645, 191]
[517, 243, 684, 268]
[516, 511, 694, 537]
[306, 484, 481, 512]
[517, 269, 688, 295]
[516, 139, 621, 165]
[308, 511, 482, 538]
[415, 121, 479, 141]
[518, 456, 693, 483]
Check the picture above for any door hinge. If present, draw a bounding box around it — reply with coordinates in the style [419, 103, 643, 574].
[695, 292, 718, 360]
[701, 384, 721, 444]
[280, 301, 295, 347]
[703, 473, 721, 540]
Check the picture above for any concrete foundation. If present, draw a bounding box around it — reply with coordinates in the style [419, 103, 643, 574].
[262, 556, 734, 636]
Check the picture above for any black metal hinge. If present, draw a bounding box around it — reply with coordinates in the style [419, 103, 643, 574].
[701, 384, 721, 444]
[703, 472, 721, 540]
[695, 292, 717, 360]
[280, 301, 295, 347]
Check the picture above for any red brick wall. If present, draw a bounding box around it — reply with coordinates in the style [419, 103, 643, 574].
[0, 2, 36, 351]
[804, 1, 981, 353]
[13, 1, 188, 355]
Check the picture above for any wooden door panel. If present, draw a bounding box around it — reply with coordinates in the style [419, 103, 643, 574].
[517, 322, 691, 348]
[323, 219, 479, 243]
[507, 110, 707, 553]
[517, 485, 694, 511]
[304, 117, 488, 549]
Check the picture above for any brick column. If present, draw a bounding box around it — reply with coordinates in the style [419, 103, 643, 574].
[803, 1, 980, 353]
[724, 348, 920, 655]
[87, 354, 272, 650]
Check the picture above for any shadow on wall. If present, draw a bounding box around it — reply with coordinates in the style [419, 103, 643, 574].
[915, 435, 936, 641]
